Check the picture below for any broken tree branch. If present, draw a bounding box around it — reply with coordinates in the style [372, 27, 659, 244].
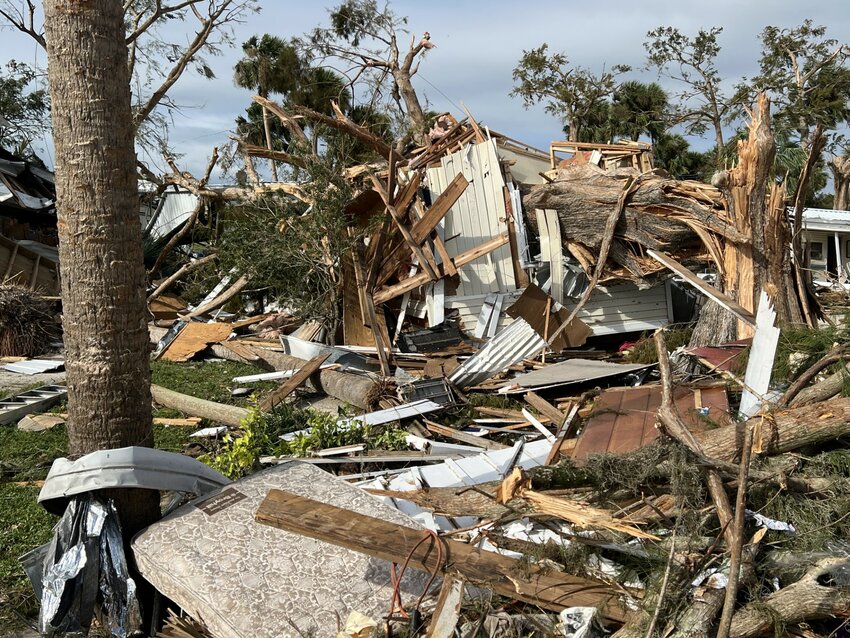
[180, 275, 249, 320]
[147, 252, 217, 303]
[778, 345, 846, 407]
[716, 427, 754, 638]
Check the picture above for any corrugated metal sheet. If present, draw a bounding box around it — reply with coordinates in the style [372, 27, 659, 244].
[4, 359, 64, 375]
[427, 140, 516, 296]
[363, 439, 552, 531]
[145, 191, 199, 239]
[449, 318, 545, 387]
[498, 359, 655, 394]
[341, 400, 443, 426]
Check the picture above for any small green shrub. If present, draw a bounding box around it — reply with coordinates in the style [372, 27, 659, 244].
[200, 403, 409, 479]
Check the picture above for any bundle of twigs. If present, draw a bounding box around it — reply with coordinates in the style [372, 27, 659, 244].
[0, 284, 58, 356]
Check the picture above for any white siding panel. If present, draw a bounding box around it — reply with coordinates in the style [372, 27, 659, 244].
[446, 282, 673, 337]
[427, 140, 516, 297]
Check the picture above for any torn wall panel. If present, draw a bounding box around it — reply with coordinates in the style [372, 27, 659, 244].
[427, 140, 516, 297]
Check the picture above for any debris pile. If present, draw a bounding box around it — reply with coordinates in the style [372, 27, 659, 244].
[11, 100, 850, 638]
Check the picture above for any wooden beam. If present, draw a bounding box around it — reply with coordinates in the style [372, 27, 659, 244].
[374, 235, 509, 304]
[412, 198, 457, 276]
[255, 489, 627, 621]
[410, 173, 468, 245]
[646, 250, 756, 326]
[393, 170, 422, 213]
[259, 353, 330, 411]
[370, 173, 440, 281]
[3, 242, 19, 280]
[524, 391, 567, 428]
[546, 403, 580, 465]
[504, 186, 530, 288]
[354, 240, 392, 376]
[427, 576, 465, 638]
[423, 419, 508, 450]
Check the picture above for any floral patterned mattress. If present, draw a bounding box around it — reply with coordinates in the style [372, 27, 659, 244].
[132, 461, 433, 638]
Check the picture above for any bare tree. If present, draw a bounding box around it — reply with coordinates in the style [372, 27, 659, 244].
[510, 43, 629, 143]
[645, 26, 736, 169]
[1, 0, 258, 155]
[305, 0, 434, 147]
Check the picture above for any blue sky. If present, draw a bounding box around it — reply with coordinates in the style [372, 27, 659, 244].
[1, 0, 848, 177]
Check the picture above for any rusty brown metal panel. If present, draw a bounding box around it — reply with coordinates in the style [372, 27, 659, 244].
[573, 384, 729, 460]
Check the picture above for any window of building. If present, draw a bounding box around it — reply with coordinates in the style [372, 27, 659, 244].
[809, 241, 823, 260]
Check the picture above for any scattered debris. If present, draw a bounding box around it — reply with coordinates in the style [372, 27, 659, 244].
[17, 413, 64, 432]
[16, 95, 850, 638]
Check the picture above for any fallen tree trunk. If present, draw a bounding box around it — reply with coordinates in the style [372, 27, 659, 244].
[696, 397, 850, 461]
[150, 384, 248, 427]
[250, 348, 380, 410]
[789, 360, 850, 407]
[728, 557, 850, 638]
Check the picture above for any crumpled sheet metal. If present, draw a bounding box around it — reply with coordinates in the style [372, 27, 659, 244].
[38, 446, 231, 514]
[449, 318, 546, 388]
[132, 461, 434, 638]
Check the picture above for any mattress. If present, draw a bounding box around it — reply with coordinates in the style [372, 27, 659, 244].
[132, 461, 433, 638]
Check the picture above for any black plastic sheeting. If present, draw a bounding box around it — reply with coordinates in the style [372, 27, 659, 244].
[36, 494, 140, 637]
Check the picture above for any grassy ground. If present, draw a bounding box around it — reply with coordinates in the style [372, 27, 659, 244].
[0, 357, 269, 633]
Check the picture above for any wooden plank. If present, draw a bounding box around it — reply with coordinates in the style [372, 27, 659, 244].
[428, 576, 465, 638]
[370, 173, 440, 281]
[374, 235, 509, 304]
[342, 254, 375, 346]
[160, 322, 233, 362]
[412, 198, 457, 276]
[354, 241, 392, 376]
[2, 242, 19, 280]
[28, 254, 41, 290]
[546, 403, 580, 465]
[411, 173, 469, 245]
[646, 250, 756, 326]
[259, 353, 330, 411]
[393, 170, 422, 213]
[377, 175, 467, 283]
[218, 340, 261, 362]
[423, 419, 508, 450]
[503, 186, 530, 288]
[524, 391, 567, 428]
[255, 489, 627, 621]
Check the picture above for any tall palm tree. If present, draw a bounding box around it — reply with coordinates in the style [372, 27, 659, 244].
[611, 81, 669, 143]
[234, 35, 300, 180]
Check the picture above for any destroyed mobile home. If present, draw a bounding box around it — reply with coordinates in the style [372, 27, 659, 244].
[7, 97, 850, 638]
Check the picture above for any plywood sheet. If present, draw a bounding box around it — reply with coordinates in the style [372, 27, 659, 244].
[161, 322, 233, 362]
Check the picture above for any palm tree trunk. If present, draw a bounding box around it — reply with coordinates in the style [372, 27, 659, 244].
[44, 0, 160, 533]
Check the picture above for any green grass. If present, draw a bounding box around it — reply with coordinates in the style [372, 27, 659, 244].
[0, 425, 69, 483]
[153, 423, 193, 452]
[0, 483, 55, 628]
[151, 359, 276, 406]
